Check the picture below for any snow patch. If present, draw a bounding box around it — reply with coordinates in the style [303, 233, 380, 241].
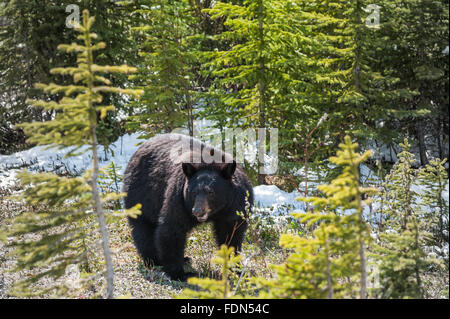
[2, 133, 448, 219]
[253, 184, 305, 216]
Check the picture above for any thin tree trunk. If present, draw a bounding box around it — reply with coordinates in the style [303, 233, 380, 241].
[185, 84, 194, 137]
[174, 11, 194, 137]
[413, 220, 424, 298]
[160, 2, 175, 133]
[90, 126, 115, 299]
[351, 155, 367, 299]
[24, 18, 40, 122]
[359, 237, 367, 299]
[437, 170, 445, 247]
[416, 120, 429, 166]
[437, 114, 443, 160]
[257, 0, 267, 185]
[354, 0, 362, 93]
[416, 0, 429, 166]
[86, 27, 114, 299]
[325, 238, 333, 299]
[357, 172, 367, 299]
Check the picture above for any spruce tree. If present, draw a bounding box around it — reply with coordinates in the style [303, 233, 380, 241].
[368, 0, 449, 164]
[0, 1, 138, 152]
[201, 0, 410, 178]
[392, 0, 449, 165]
[373, 140, 440, 298]
[0, 10, 142, 298]
[418, 158, 449, 253]
[203, 0, 321, 182]
[126, 0, 197, 137]
[417, 157, 449, 297]
[259, 136, 377, 299]
[307, 0, 412, 143]
[179, 245, 243, 299]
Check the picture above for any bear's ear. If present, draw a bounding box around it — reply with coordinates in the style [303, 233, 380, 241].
[182, 162, 197, 178]
[221, 160, 236, 179]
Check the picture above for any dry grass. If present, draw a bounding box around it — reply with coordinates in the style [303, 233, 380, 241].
[2, 178, 446, 299]
[0, 181, 289, 299]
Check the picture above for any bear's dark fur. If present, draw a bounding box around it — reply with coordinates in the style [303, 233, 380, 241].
[123, 133, 254, 281]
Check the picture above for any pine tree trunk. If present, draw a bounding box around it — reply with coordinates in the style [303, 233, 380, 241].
[437, 172, 445, 248]
[436, 114, 443, 160]
[359, 238, 367, 299]
[91, 126, 115, 299]
[86, 26, 114, 298]
[257, 0, 267, 185]
[257, 128, 267, 185]
[416, 120, 429, 166]
[354, 0, 362, 93]
[160, 2, 174, 133]
[416, 0, 429, 167]
[354, 163, 367, 299]
[413, 220, 424, 298]
[325, 238, 333, 299]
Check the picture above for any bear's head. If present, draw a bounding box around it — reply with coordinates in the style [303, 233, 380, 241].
[182, 160, 237, 223]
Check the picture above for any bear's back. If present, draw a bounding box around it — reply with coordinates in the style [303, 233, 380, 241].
[122, 133, 252, 222]
[122, 134, 185, 220]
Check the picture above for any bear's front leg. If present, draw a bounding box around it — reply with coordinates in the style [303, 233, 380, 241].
[213, 217, 248, 253]
[154, 216, 192, 281]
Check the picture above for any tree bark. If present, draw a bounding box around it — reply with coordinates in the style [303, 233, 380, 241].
[325, 238, 333, 299]
[86, 24, 114, 299]
[91, 126, 115, 299]
[416, 120, 429, 166]
[257, 0, 267, 185]
[416, 0, 429, 167]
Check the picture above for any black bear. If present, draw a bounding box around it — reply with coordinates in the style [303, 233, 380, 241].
[122, 133, 254, 281]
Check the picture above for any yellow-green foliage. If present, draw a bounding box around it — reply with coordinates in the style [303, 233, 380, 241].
[372, 140, 444, 299]
[258, 136, 377, 299]
[179, 245, 242, 299]
[19, 14, 142, 154]
[0, 10, 141, 297]
[418, 158, 449, 251]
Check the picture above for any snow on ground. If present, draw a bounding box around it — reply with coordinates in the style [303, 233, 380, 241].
[1, 133, 448, 218]
[253, 185, 305, 216]
[0, 133, 142, 177]
[0, 133, 304, 215]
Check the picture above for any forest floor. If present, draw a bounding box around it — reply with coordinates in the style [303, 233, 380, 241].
[0, 134, 448, 298]
[0, 134, 301, 299]
[1, 177, 449, 299]
[0, 179, 291, 299]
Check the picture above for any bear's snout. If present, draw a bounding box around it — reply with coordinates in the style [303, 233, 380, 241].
[192, 207, 208, 222]
[192, 195, 211, 222]
[124, 133, 253, 281]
